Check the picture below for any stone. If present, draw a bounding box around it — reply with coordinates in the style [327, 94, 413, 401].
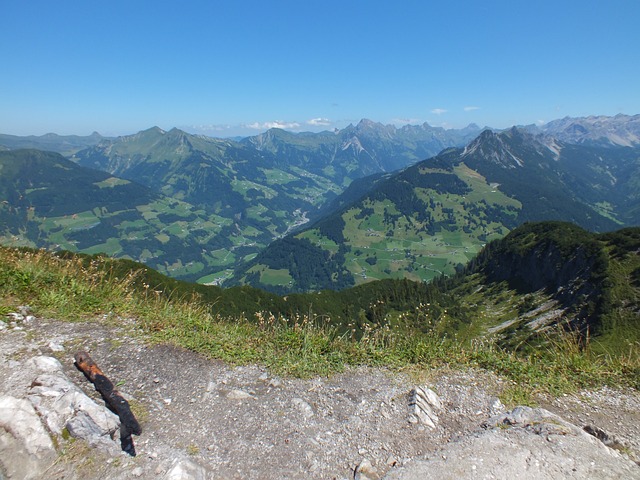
[0, 395, 57, 480]
[48, 341, 65, 352]
[355, 458, 379, 480]
[384, 407, 640, 480]
[0, 395, 55, 456]
[132, 466, 144, 477]
[408, 387, 441, 428]
[269, 377, 282, 388]
[227, 389, 254, 400]
[163, 458, 208, 480]
[26, 356, 120, 452]
[292, 397, 315, 418]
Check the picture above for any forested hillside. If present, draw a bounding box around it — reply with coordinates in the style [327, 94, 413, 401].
[231, 128, 640, 293]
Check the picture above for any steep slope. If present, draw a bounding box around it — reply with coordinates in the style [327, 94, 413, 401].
[230, 128, 640, 293]
[0, 149, 232, 278]
[460, 128, 640, 227]
[444, 222, 640, 354]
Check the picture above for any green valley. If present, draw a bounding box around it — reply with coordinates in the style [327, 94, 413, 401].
[231, 128, 639, 293]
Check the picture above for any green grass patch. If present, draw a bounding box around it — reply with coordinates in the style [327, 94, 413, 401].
[1, 246, 637, 407]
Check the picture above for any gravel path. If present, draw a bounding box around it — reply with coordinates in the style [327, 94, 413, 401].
[1, 315, 638, 479]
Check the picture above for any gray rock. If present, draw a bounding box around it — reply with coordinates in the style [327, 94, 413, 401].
[0, 395, 56, 480]
[132, 466, 144, 477]
[48, 341, 65, 352]
[384, 407, 640, 479]
[355, 458, 380, 480]
[269, 377, 282, 388]
[163, 458, 208, 480]
[227, 389, 254, 400]
[292, 397, 315, 418]
[26, 356, 120, 451]
[408, 387, 441, 428]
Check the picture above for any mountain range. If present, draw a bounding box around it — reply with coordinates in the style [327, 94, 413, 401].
[67, 120, 481, 282]
[0, 131, 106, 157]
[0, 114, 639, 289]
[231, 126, 640, 293]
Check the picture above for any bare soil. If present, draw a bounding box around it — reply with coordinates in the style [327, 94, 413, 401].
[1, 315, 638, 479]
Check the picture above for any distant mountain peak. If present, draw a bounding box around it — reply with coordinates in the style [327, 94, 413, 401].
[540, 113, 640, 147]
[462, 129, 526, 168]
[356, 118, 378, 128]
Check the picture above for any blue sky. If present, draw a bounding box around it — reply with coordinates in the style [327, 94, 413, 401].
[1, 1, 639, 137]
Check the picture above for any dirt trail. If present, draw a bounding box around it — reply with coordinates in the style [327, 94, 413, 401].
[1, 316, 638, 479]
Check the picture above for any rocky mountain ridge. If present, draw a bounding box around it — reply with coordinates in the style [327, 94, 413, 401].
[537, 113, 640, 147]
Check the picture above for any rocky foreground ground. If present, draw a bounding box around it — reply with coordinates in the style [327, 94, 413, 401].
[1, 311, 639, 479]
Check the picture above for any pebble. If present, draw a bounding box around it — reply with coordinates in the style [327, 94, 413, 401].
[228, 389, 254, 400]
[292, 398, 314, 418]
[386, 455, 399, 466]
[269, 378, 282, 388]
[354, 458, 377, 480]
[48, 342, 65, 352]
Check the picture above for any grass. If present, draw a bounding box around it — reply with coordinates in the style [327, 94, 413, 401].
[0, 246, 637, 406]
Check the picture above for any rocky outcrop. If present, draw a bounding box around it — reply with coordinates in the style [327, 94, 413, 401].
[385, 406, 640, 479]
[0, 395, 57, 479]
[470, 222, 610, 334]
[407, 386, 441, 428]
[0, 354, 121, 478]
[27, 355, 120, 451]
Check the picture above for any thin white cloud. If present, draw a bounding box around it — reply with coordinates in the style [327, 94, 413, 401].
[307, 117, 332, 126]
[464, 106, 480, 112]
[431, 108, 447, 115]
[188, 124, 232, 132]
[391, 117, 422, 125]
[245, 120, 302, 130]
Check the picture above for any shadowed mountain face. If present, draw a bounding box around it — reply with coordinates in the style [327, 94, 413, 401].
[0, 149, 236, 279]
